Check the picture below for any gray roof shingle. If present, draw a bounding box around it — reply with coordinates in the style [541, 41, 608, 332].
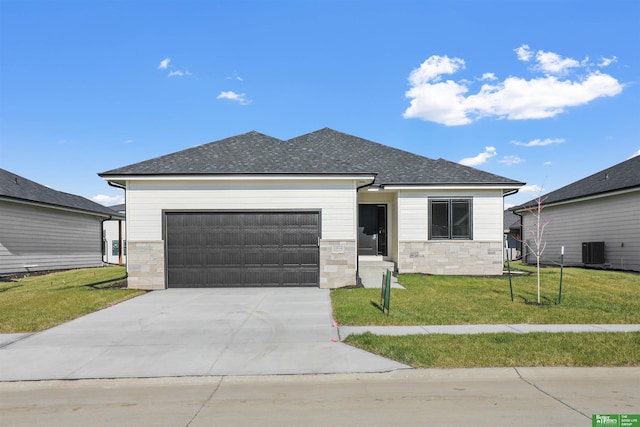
[514, 155, 640, 210]
[0, 168, 122, 218]
[100, 128, 524, 186]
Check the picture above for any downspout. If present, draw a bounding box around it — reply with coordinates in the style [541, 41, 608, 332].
[503, 187, 522, 260]
[107, 180, 126, 266]
[355, 177, 377, 287]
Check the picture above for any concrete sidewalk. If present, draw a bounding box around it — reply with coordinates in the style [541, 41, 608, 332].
[338, 323, 640, 339]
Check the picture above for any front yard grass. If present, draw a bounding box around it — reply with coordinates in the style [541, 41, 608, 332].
[332, 263, 640, 326]
[333, 263, 640, 368]
[345, 331, 640, 368]
[0, 266, 146, 333]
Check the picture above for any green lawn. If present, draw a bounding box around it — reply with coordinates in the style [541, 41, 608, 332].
[333, 263, 640, 368]
[0, 266, 146, 333]
[332, 263, 640, 326]
[345, 331, 640, 368]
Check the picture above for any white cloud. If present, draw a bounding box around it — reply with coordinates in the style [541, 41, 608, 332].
[123, 139, 134, 144]
[408, 55, 465, 85]
[629, 149, 640, 159]
[519, 184, 544, 194]
[515, 44, 533, 62]
[92, 194, 125, 206]
[512, 138, 565, 147]
[403, 47, 623, 126]
[544, 161, 552, 166]
[481, 72, 497, 81]
[157, 57, 191, 77]
[499, 155, 523, 166]
[226, 73, 244, 81]
[459, 146, 496, 166]
[217, 91, 252, 105]
[157, 58, 170, 70]
[168, 69, 191, 77]
[534, 50, 585, 75]
[599, 56, 617, 67]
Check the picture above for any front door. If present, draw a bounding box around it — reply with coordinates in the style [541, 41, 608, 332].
[358, 204, 387, 256]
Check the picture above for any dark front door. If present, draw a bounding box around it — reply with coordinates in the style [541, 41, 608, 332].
[165, 212, 320, 288]
[358, 204, 387, 256]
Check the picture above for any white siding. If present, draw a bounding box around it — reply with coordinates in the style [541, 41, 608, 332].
[126, 179, 357, 241]
[520, 190, 640, 271]
[398, 189, 504, 242]
[0, 201, 104, 275]
[398, 192, 428, 240]
[473, 192, 504, 241]
[103, 219, 126, 265]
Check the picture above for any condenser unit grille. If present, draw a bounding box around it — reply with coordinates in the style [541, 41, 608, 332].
[582, 242, 605, 264]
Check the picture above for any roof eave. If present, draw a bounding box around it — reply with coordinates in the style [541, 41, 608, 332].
[513, 185, 640, 213]
[100, 172, 378, 181]
[379, 182, 525, 190]
[0, 195, 122, 219]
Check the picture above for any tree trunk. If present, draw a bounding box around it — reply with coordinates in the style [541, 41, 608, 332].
[536, 254, 541, 303]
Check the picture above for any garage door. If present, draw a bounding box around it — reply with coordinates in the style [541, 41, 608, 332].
[165, 212, 320, 288]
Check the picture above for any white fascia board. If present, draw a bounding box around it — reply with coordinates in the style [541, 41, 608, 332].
[381, 184, 523, 191]
[103, 174, 375, 183]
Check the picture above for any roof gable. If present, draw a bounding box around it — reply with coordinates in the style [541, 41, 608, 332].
[0, 168, 120, 217]
[515, 155, 640, 210]
[100, 128, 524, 187]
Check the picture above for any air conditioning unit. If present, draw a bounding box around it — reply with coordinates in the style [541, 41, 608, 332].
[582, 242, 605, 264]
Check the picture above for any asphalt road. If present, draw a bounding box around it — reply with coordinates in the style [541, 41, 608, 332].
[2, 367, 638, 427]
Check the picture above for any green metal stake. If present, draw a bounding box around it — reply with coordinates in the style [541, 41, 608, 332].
[383, 270, 391, 315]
[558, 246, 565, 304]
[506, 238, 514, 302]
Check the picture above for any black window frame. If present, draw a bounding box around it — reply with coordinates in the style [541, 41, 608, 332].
[428, 198, 473, 240]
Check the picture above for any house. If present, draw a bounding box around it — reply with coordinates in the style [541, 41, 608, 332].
[103, 203, 127, 265]
[513, 155, 640, 272]
[503, 208, 522, 260]
[0, 168, 124, 275]
[99, 128, 525, 290]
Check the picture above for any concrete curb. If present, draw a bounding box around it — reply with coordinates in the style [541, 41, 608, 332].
[338, 324, 640, 339]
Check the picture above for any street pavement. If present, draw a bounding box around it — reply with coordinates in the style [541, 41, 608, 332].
[1, 367, 638, 426]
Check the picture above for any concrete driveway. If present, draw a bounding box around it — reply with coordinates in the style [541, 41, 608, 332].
[0, 289, 408, 381]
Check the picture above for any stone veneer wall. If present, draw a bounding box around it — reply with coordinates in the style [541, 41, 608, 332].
[127, 241, 165, 290]
[399, 240, 503, 276]
[319, 239, 357, 288]
[127, 239, 356, 290]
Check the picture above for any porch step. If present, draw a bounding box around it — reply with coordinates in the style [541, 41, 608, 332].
[358, 261, 404, 289]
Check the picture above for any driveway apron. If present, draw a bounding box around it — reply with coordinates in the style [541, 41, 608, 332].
[0, 289, 408, 381]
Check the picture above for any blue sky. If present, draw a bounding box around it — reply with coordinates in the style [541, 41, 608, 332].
[1, 0, 638, 208]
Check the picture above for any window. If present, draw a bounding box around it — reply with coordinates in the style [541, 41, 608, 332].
[429, 199, 472, 240]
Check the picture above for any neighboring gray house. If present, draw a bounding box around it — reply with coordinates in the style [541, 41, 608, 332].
[99, 128, 524, 290]
[103, 203, 126, 265]
[0, 168, 124, 275]
[513, 155, 640, 272]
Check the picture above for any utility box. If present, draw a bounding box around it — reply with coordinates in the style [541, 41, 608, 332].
[582, 242, 605, 264]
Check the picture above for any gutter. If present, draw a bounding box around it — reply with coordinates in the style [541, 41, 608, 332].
[354, 176, 377, 287]
[106, 180, 126, 266]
